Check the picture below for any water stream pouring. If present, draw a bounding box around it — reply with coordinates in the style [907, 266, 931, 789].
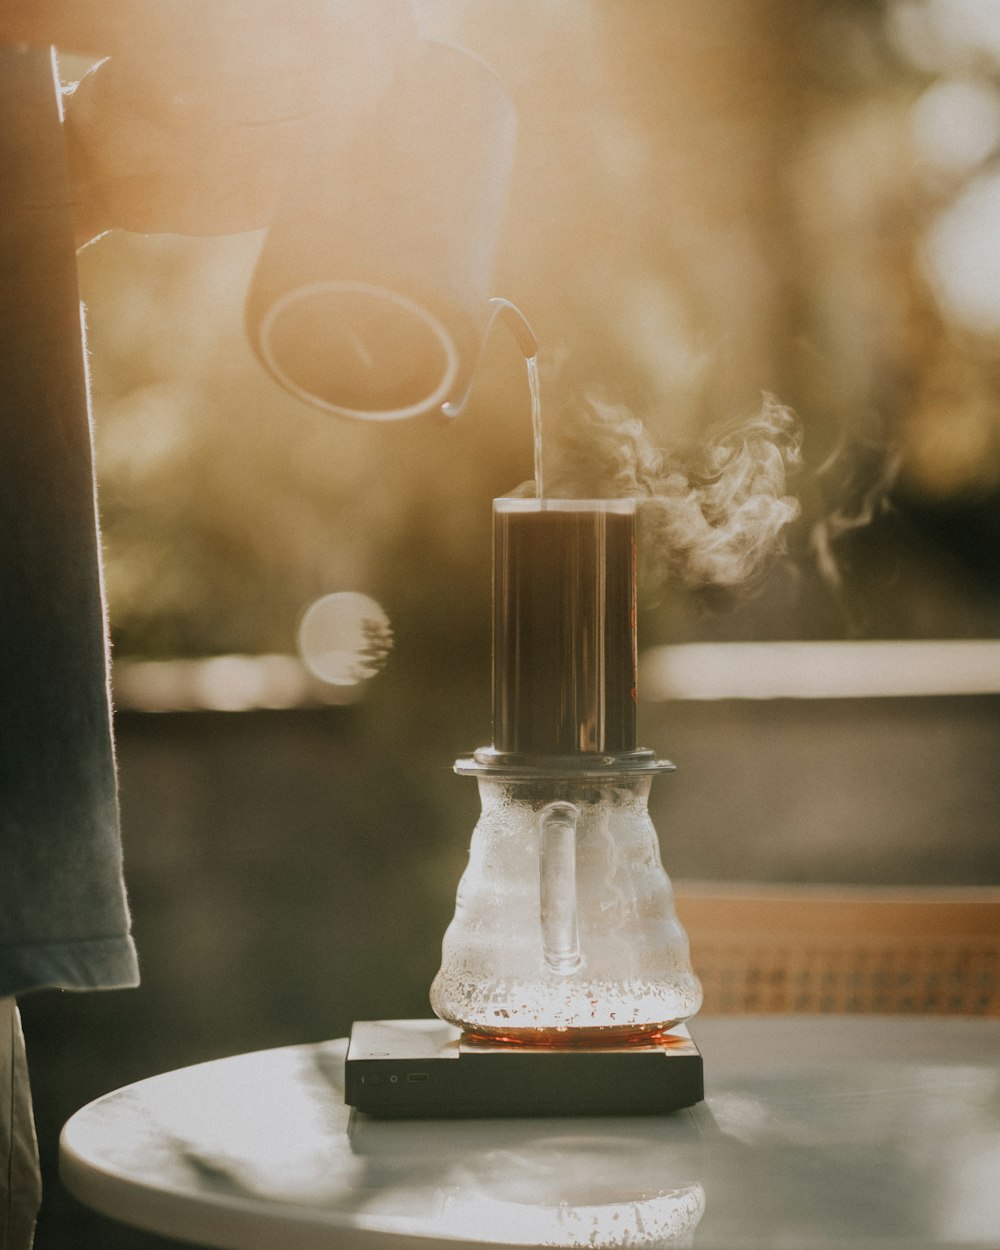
[430, 498, 703, 1045]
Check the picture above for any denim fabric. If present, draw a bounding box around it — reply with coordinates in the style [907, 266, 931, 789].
[0, 45, 137, 999]
[0, 999, 40, 1250]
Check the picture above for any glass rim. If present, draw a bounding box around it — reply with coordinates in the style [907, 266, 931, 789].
[493, 497, 636, 514]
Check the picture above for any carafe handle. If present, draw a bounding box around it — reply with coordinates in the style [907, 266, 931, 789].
[538, 801, 582, 974]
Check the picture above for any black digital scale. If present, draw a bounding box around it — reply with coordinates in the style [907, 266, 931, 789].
[345, 1018, 704, 1119]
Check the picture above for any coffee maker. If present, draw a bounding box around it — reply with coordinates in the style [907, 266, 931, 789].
[346, 497, 703, 1118]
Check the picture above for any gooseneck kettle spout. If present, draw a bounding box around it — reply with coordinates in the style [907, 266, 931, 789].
[440, 298, 539, 420]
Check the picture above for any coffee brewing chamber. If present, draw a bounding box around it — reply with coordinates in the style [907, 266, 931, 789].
[430, 498, 702, 1044]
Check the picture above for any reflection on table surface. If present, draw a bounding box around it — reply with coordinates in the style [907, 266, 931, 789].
[60, 1017, 1000, 1249]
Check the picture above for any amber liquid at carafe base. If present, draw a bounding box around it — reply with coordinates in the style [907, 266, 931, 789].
[462, 1023, 684, 1048]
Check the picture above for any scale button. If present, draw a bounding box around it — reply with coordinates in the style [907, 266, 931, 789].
[364, 1073, 382, 1085]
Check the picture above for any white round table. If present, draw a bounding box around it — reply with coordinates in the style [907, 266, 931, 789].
[60, 1016, 1000, 1249]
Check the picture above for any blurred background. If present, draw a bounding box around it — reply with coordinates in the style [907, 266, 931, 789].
[20, 0, 1000, 1245]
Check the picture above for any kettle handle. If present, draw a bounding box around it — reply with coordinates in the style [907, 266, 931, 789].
[538, 801, 582, 975]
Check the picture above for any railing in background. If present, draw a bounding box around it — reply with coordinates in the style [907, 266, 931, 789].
[674, 881, 1000, 1015]
[112, 655, 356, 712]
[113, 640, 1000, 712]
[640, 640, 1000, 701]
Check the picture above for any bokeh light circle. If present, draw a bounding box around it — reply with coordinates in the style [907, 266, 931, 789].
[297, 592, 393, 686]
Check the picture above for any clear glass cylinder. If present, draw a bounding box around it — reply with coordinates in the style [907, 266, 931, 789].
[492, 498, 637, 757]
[430, 774, 702, 1045]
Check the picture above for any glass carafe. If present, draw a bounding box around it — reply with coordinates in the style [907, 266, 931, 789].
[430, 764, 701, 1045]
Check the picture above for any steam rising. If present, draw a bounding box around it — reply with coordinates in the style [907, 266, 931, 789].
[543, 392, 802, 594]
[809, 436, 902, 628]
